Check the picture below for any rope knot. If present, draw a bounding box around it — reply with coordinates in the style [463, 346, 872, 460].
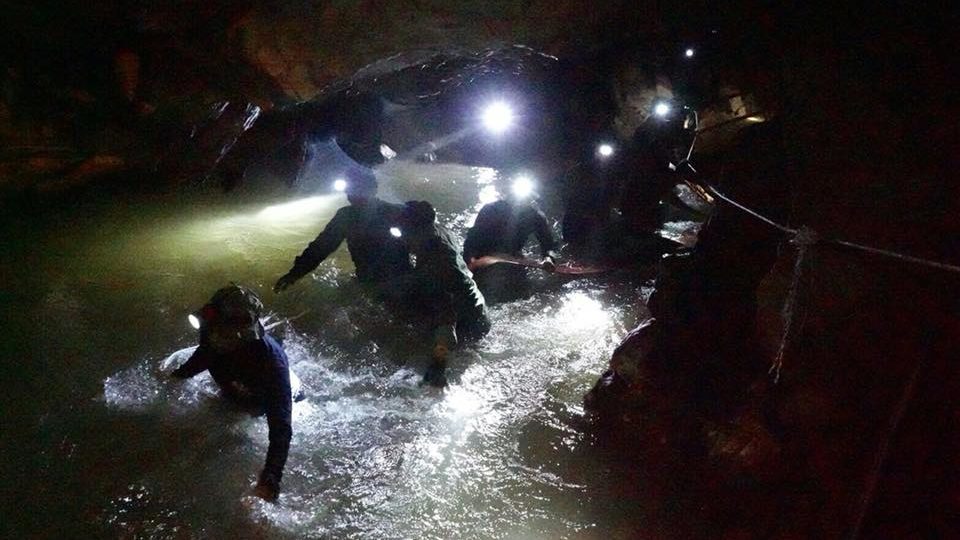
[792, 226, 819, 246]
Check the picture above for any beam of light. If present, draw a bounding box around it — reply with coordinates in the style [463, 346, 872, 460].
[746, 115, 766, 123]
[482, 101, 514, 134]
[333, 178, 347, 192]
[597, 143, 615, 158]
[258, 196, 333, 221]
[389, 227, 402, 238]
[511, 174, 534, 199]
[654, 101, 671, 118]
[188, 313, 201, 330]
[685, 48, 695, 58]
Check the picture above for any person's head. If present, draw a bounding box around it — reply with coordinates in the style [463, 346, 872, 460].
[344, 167, 378, 207]
[399, 200, 437, 248]
[191, 284, 265, 353]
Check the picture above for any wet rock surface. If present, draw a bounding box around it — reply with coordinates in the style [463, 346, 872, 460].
[585, 5, 960, 537]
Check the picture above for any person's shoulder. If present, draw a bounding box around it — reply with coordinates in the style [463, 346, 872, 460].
[376, 199, 406, 213]
[520, 201, 546, 217]
[334, 204, 356, 218]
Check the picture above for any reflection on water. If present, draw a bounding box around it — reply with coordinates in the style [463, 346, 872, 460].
[5, 160, 653, 538]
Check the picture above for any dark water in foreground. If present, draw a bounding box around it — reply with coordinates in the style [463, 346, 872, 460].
[1, 160, 658, 538]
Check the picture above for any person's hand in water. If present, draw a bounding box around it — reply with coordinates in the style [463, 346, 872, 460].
[422, 364, 448, 388]
[255, 472, 280, 502]
[422, 343, 449, 388]
[273, 273, 297, 293]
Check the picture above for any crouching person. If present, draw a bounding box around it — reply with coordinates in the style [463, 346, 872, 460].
[172, 284, 296, 502]
[399, 201, 491, 387]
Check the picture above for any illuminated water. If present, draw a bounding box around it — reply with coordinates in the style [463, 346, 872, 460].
[1, 161, 655, 538]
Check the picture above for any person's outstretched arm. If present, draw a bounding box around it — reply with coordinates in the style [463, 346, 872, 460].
[255, 337, 293, 501]
[171, 345, 213, 378]
[275, 208, 350, 292]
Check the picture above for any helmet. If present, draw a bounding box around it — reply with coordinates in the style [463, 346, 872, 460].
[399, 200, 436, 229]
[190, 284, 265, 347]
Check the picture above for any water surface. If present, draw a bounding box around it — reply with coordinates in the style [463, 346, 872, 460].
[1, 160, 655, 538]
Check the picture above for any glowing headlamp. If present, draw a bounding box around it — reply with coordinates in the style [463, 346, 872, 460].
[597, 143, 615, 158]
[685, 48, 695, 58]
[511, 175, 534, 199]
[188, 313, 201, 330]
[333, 178, 347, 192]
[654, 102, 671, 118]
[482, 101, 514, 134]
[389, 227, 402, 238]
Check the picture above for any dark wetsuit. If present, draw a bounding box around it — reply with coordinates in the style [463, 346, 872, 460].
[463, 200, 559, 303]
[287, 199, 412, 284]
[172, 333, 292, 488]
[410, 224, 490, 344]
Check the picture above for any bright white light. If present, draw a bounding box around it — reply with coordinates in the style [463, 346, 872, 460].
[258, 196, 331, 221]
[379, 144, 397, 159]
[654, 102, 671, 117]
[333, 178, 347, 192]
[443, 385, 482, 417]
[511, 175, 534, 199]
[482, 101, 514, 134]
[597, 143, 615, 158]
[685, 48, 695, 58]
[557, 291, 610, 332]
[188, 314, 201, 330]
[475, 167, 497, 185]
[477, 185, 500, 205]
[389, 227, 402, 238]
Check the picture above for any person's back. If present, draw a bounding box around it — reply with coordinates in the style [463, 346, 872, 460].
[417, 224, 488, 336]
[400, 201, 490, 386]
[463, 197, 559, 303]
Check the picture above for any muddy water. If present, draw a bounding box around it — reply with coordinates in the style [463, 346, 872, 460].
[1, 160, 657, 538]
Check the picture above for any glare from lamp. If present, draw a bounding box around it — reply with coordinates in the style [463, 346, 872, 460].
[685, 48, 695, 58]
[188, 314, 201, 330]
[597, 143, 615, 158]
[482, 101, 514, 134]
[511, 175, 534, 199]
[654, 102, 671, 118]
[478, 185, 500, 205]
[333, 178, 347, 192]
[389, 227, 402, 238]
[258, 196, 331, 221]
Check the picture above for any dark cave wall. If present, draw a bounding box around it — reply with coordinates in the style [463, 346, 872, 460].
[591, 2, 960, 537]
[2, 0, 682, 190]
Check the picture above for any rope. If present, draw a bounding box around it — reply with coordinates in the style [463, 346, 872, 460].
[831, 238, 960, 274]
[691, 176, 960, 276]
[768, 227, 816, 382]
[682, 174, 960, 383]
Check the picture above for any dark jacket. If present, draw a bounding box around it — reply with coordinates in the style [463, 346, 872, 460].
[172, 334, 292, 484]
[463, 200, 559, 262]
[410, 224, 490, 341]
[288, 199, 412, 284]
